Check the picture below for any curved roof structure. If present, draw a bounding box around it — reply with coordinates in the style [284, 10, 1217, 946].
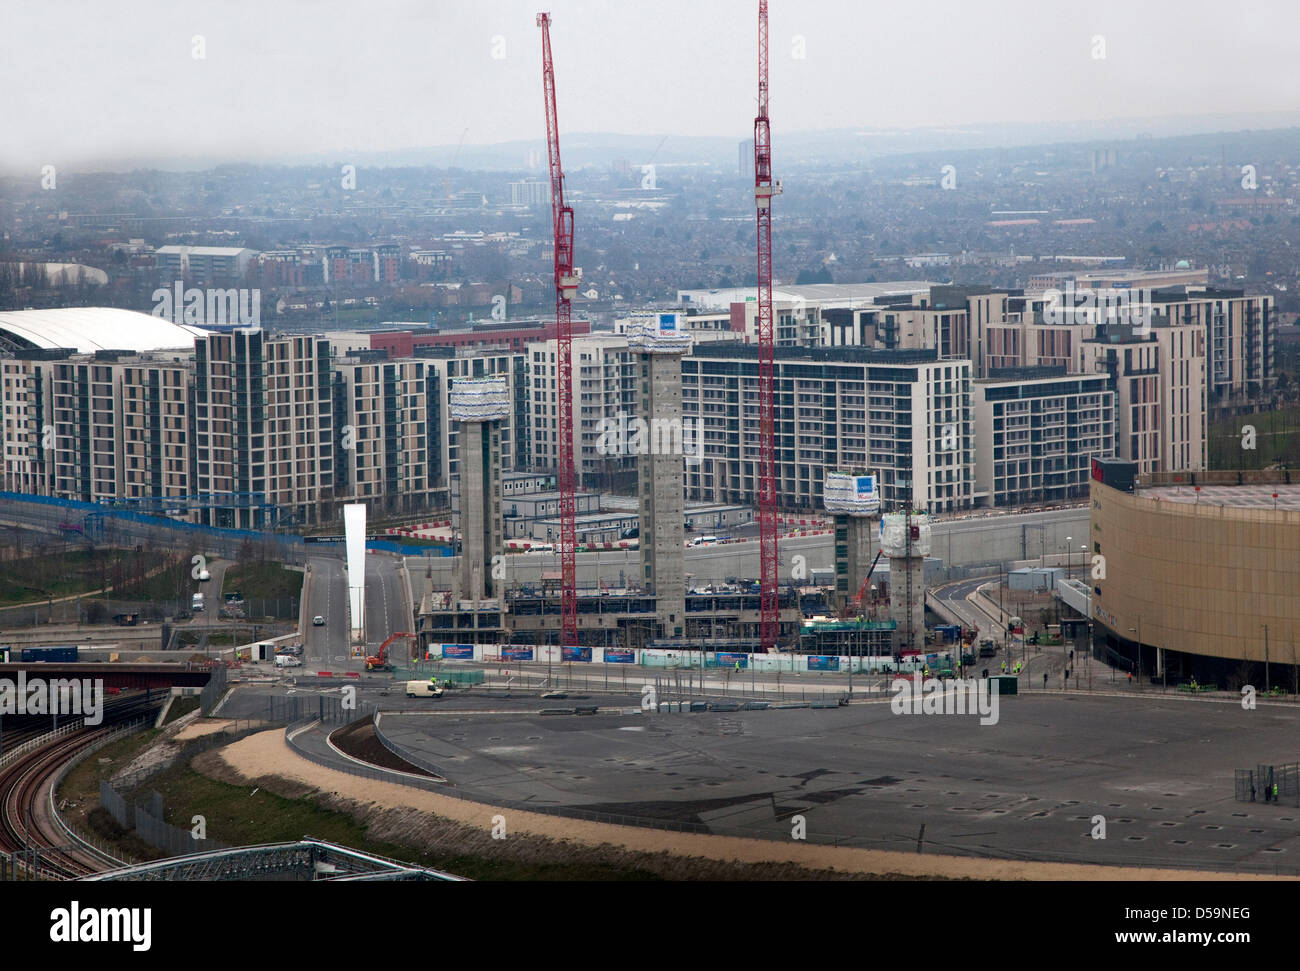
[0, 307, 205, 354]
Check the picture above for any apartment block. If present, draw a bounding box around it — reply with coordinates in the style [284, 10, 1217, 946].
[681, 344, 975, 513]
[1084, 318, 1208, 475]
[192, 330, 335, 528]
[154, 246, 255, 285]
[1, 349, 191, 505]
[373, 244, 401, 285]
[527, 334, 639, 489]
[973, 369, 1116, 507]
[1, 354, 51, 494]
[332, 355, 433, 515]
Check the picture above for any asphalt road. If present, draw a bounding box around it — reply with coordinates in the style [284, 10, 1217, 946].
[300, 555, 410, 670]
[304, 557, 349, 666]
[932, 575, 1004, 645]
[365, 557, 411, 651]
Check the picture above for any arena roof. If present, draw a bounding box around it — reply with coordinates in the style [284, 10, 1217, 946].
[0, 308, 205, 354]
[1140, 483, 1300, 513]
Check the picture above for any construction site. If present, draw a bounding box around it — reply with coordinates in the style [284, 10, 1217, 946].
[403, 7, 946, 666]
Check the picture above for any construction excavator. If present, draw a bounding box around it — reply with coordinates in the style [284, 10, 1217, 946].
[851, 549, 884, 611]
[365, 632, 417, 672]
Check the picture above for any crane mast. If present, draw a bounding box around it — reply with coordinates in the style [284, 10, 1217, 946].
[538, 12, 579, 650]
[754, 1, 781, 652]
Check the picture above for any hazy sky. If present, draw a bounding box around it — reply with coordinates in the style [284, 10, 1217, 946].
[2, 0, 1297, 172]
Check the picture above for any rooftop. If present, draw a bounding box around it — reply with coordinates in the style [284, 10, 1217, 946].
[0, 307, 204, 354]
[676, 281, 938, 310]
[1139, 483, 1300, 513]
[154, 245, 253, 257]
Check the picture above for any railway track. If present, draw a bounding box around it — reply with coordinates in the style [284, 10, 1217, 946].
[0, 695, 161, 880]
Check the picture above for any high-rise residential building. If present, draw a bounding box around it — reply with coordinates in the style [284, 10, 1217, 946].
[1084, 317, 1208, 475]
[973, 368, 1116, 507]
[332, 355, 433, 515]
[508, 180, 550, 207]
[1148, 287, 1272, 404]
[681, 344, 975, 513]
[192, 330, 336, 528]
[526, 334, 639, 489]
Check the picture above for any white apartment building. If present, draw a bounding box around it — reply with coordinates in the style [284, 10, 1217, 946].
[681, 344, 975, 513]
[526, 334, 638, 489]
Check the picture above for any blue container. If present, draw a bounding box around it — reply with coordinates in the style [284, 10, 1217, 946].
[20, 645, 79, 663]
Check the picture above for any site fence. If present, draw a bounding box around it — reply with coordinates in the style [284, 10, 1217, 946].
[0, 491, 329, 567]
[255, 693, 377, 726]
[100, 781, 230, 857]
[199, 664, 229, 715]
[390, 662, 484, 685]
[1234, 762, 1300, 808]
[47, 718, 156, 869]
[94, 719, 284, 859]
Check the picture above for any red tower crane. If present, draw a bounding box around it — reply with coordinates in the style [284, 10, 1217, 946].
[754, 1, 781, 652]
[538, 12, 579, 651]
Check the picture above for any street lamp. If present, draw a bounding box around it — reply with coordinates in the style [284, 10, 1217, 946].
[1066, 537, 1072, 576]
[1129, 616, 1142, 686]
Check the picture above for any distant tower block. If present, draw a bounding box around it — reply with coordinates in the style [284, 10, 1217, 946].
[449, 377, 508, 604]
[879, 511, 931, 654]
[824, 470, 881, 615]
[629, 311, 693, 639]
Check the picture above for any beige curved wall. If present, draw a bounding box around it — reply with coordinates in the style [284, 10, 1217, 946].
[1090, 481, 1300, 663]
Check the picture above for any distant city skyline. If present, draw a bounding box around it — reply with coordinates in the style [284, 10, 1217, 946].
[3, 0, 1299, 174]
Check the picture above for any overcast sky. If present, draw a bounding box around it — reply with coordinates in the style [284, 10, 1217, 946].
[2, 0, 1297, 172]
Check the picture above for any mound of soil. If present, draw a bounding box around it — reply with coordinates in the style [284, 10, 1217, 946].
[329, 717, 435, 777]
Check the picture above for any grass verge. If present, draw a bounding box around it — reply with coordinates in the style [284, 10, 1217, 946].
[147, 756, 662, 880]
[222, 562, 303, 601]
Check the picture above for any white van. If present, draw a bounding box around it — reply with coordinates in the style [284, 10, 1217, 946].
[688, 536, 719, 547]
[191, 592, 205, 611]
[406, 681, 444, 698]
[274, 654, 302, 668]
